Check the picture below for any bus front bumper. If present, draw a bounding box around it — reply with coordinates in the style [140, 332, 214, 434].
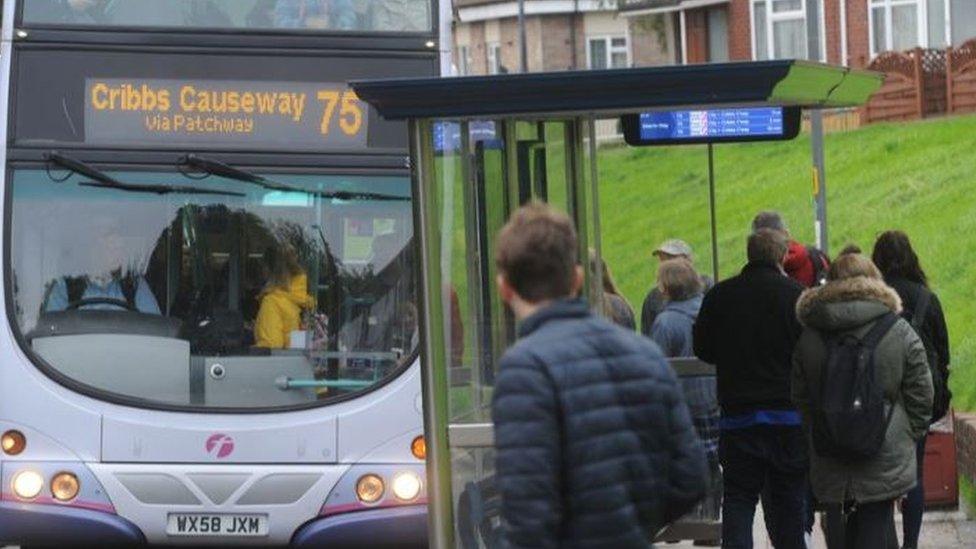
[0, 501, 145, 545]
[291, 505, 427, 548]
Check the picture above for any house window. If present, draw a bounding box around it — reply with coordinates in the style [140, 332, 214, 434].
[587, 36, 630, 69]
[457, 45, 470, 76]
[751, 0, 823, 61]
[707, 8, 730, 62]
[867, 0, 976, 56]
[487, 42, 501, 74]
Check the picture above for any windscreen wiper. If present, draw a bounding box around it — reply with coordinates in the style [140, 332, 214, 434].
[78, 181, 245, 197]
[180, 153, 410, 202]
[45, 152, 244, 197]
[181, 154, 305, 194]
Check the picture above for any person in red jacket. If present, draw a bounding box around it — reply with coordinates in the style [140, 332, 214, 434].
[751, 211, 829, 288]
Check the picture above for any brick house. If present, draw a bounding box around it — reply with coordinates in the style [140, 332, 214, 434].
[453, 0, 976, 74]
[453, 0, 677, 74]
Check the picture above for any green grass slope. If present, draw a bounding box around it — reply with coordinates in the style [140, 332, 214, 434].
[597, 113, 976, 410]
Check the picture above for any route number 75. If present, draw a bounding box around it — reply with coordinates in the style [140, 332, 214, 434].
[317, 90, 363, 137]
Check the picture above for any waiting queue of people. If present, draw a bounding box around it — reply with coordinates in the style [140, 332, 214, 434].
[490, 203, 950, 549]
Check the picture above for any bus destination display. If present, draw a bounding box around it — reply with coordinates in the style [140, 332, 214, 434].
[639, 107, 784, 140]
[84, 78, 368, 150]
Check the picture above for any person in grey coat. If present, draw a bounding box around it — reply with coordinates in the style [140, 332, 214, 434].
[650, 258, 703, 357]
[792, 253, 933, 549]
[650, 258, 721, 532]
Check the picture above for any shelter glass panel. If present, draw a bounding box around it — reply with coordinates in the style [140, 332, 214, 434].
[429, 120, 509, 424]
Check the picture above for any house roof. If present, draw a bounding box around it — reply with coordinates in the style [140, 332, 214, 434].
[351, 60, 883, 121]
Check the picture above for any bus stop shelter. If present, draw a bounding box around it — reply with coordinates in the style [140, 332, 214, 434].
[352, 61, 883, 548]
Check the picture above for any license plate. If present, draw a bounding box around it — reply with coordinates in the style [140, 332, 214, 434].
[166, 513, 268, 537]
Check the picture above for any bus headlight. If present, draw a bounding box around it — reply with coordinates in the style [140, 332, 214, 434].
[1, 430, 26, 455]
[51, 472, 80, 502]
[355, 474, 384, 504]
[12, 470, 44, 499]
[392, 471, 421, 502]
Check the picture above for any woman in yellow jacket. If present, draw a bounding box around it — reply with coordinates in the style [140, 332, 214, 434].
[254, 245, 315, 349]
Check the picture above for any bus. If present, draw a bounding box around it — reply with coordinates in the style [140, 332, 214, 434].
[0, 1, 446, 546]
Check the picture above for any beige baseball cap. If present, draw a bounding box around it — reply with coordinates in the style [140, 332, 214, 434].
[653, 239, 693, 258]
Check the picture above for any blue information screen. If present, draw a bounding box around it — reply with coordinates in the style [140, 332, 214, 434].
[433, 121, 498, 152]
[638, 107, 785, 140]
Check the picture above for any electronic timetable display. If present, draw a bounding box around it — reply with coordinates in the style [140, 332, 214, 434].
[622, 106, 801, 146]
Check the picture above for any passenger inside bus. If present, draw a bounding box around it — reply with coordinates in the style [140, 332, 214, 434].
[26, 0, 109, 24]
[253, 244, 315, 349]
[42, 217, 161, 315]
[273, 0, 428, 31]
[274, 0, 357, 30]
[366, 0, 430, 31]
[27, 0, 233, 27]
[25, 0, 432, 32]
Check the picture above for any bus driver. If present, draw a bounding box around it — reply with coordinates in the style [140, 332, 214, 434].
[43, 217, 161, 315]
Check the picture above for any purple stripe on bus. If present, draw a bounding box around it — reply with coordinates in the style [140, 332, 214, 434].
[2, 492, 116, 514]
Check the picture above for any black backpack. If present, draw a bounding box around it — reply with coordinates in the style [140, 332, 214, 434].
[812, 313, 899, 461]
[908, 289, 952, 423]
[806, 246, 830, 286]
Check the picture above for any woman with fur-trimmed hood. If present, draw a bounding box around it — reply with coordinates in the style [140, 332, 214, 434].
[791, 253, 933, 548]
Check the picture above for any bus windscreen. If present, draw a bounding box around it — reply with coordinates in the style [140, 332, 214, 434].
[621, 106, 801, 146]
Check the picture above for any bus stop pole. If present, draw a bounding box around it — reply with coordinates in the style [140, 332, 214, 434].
[811, 110, 829, 255]
[409, 120, 454, 549]
[707, 144, 719, 283]
[587, 119, 605, 305]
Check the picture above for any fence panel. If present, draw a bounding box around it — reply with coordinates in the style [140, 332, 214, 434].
[864, 50, 923, 123]
[920, 48, 947, 114]
[948, 39, 976, 115]
[864, 48, 954, 123]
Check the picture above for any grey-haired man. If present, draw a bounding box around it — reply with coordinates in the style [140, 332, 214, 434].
[640, 239, 713, 337]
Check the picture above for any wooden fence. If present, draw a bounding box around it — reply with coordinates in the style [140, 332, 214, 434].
[947, 38, 976, 115]
[920, 48, 948, 115]
[863, 49, 925, 123]
[864, 42, 976, 123]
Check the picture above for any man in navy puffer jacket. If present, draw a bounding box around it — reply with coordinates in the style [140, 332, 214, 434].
[491, 203, 707, 549]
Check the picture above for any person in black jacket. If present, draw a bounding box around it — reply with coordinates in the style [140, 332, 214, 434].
[872, 230, 951, 549]
[693, 228, 807, 549]
[491, 203, 707, 549]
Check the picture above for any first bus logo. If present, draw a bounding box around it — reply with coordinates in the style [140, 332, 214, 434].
[205, 433, 235, 459]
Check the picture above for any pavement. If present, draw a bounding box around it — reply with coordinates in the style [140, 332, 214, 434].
[4, 505, 974, 548]
[669, 506, 976, 548]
